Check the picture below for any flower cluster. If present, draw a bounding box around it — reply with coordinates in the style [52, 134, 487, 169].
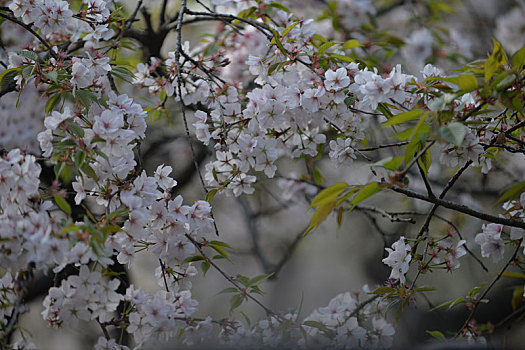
[42, 265, 122, 327]
[123, 285, 199, 346]
[218, 287, 395, 349]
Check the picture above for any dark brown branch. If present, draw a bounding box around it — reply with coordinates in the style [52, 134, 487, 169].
[0, 12, 57, 59]
[390, 185, 525, 230]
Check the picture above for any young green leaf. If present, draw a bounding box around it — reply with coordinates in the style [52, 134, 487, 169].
[53, 194, 72, 216]
[439, 122, 466, 147]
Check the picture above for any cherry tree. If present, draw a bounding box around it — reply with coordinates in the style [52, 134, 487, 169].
[0, 0, 524, 349]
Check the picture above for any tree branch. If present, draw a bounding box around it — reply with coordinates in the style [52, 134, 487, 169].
[390, 185, 525, 230]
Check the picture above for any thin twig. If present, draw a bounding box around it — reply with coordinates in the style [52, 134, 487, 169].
[345, 295, 381, 322]
[237, 197, 272, 272]
[159, 259, 170, 292]
[454, 239, 523, 338]
[174, 0, 220, 236]
[355, 204, 416, 223]
[358, 141, 409, 152]
[185, 234, 282, 320]
[269, 226, 308, 280]
[399, 140, 435, 178]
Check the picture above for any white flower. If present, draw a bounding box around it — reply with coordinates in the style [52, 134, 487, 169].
[336, 317, 366, 348]
[382, 236, 412, 283]
[44, 107, 73, 130]
[475, 223, 505, 262]
[72, 176, 86, 205]
[70, 59, 93, 89]
[154, 165, 177, 190]
[325, 67, 350, 91]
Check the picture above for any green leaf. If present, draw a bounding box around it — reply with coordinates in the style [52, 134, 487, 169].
[16, 50, 41, 62]
[417, 146, 432, 176]
[436, 74, 478, 92]
[229, 294, 244, 314]
[246, 273, 274, 288]
[484, 56, 499, 83]
[270, 29, 288, 56]
[210, 245, 230, 261]
[303, 321, 331, 333]
[318, 41, 338, 56]
[69, 123, 85, 138]
[76, 89, 98, 110]
[485, 39, 508, 83]
[107, 208, 129, 220]
[377, 102, 394, 118]
[281, 21, 299, 37]
[456, 74, 478, 91]
[22, 65, 34, 81]
[0, 67, 20, 91]
[349, 182, 381, 210]
[309, 182, 348, 208]
[430, 300, 453, 312]
[491, 38, 509, 65]
[511, 45, 525, 69]
[182, 255, 206, 263]
[56, 139, 77, 149]
[45, 70, 58, 83]
[90, 137, 106, 144]
[342, 39, 362, 50]
[448, 297, 465, 309]
[312, 33, 328, 44]
[497, 181, 525, 203]
[74, 151, 87, 170]
[371, 286, 396, 295]
[426, 330, 446, 341]
[45, 93, 63, 115]
[304, 201, 336, 235]
[370, 156, 404, 171]
[512, 286, 524, 310]
[53, 194, 72, 216]
[382, 109, 423, 127]
[201, 261, 211, 276]
[404, 139, 423, 170]
[327, 53, 355, 63]
[496, 73, 517, 89]
[205, 189, 217, 201]
[268, 2, 290, 12]
[439, 122, 466, 147]
[236, 7, 256, 19]
[209, 240, 232, 249]
[336, 206, 343, 229]
[54, 162, 66, 178]
[267, 61, 287, 75]
[101, 224, 122, 234]
[218, 287, 239, 295]
[428, 1, 453, 14]
[502, 272, 525, 279]
[312, 167, 323, 185]
[428, 93, 456, 112]
[81, 163, 98, 181]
